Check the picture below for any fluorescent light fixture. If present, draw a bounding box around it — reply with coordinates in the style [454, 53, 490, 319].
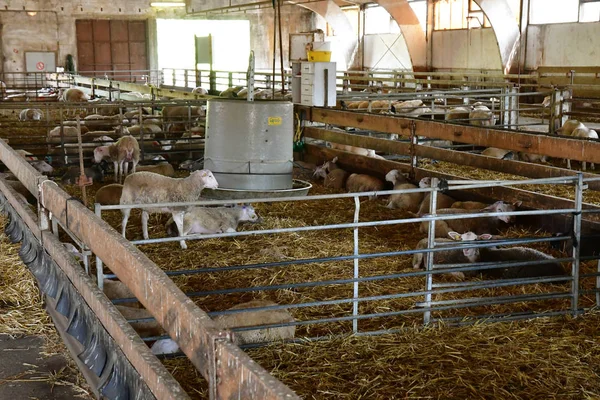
[27, 11, 37, 16]
[151, 2, 186, 7]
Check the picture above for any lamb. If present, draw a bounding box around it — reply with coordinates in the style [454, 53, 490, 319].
[28, 160, 53, 175]
[419, 201, 521, 237]
[151, 300, 295, 354]
[119, 170, 219, 249]
[451, 231, 566, 279]
[115, 305, 164, 337]
[94, 184, 123, 205]
[324, 168, 350, 190]
[518, 152, 548, 163]
[93, 135, 140, 183]
[47, 125, 90, 144]
[165, 204, 259, 237]
[19, 108, 43, 121]
[385, 169, 423, 213]
[313, 157, 340, 180]
[103, 278, 140, 308]
[451, 201, 488, 210]
[346, 173, 385, 198]
[161, 106, 204, 131]
[416, 177, 456, 215]
[191, 86, 208, 95]
[569, 127, 598, 171]
[136, 163, 175, 177]
[127, 124, 162, 136]
[83, 114, 122, 131]
[481, 147, 516, 160]
[557, 119, 585, 136]
[469, 103, 496, 126]
[445, 106, 471, 122]
[61, 88, 88, 102]
[61, 165, 104, 184]
[391, 99, 423, 114]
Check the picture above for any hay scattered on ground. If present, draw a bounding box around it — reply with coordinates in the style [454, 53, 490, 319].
[0, 215, 92, 398]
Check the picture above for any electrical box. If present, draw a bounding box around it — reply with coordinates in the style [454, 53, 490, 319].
[291, 61, 336, 107]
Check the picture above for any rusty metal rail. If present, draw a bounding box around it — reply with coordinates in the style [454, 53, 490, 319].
[0, 139, 299, 399]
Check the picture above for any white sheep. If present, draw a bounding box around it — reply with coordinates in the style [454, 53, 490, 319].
[19, 108, 43, 121]
[47, 125, 90, 144]
[557, 119, 585, 136]
[469, 103, 496, 126]
[93, 135, 140, 183]
[385, 169, 423, 213]
[346, 173, 385, 198]
[151, 300, 295, 354]
[569, 127, 598, 171]
[119, 170, 219, 249]
[416, 176, 456, 215]
[165, 204, 258, 237]
[445, 106, 471, 122]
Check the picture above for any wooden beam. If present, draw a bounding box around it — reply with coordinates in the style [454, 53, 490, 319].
[304, 144, 600, 227]
[305, 127, 600, 191]
[300, 107, 600, 165]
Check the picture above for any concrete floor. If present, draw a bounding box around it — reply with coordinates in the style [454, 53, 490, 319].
[0, 334, 88, 399]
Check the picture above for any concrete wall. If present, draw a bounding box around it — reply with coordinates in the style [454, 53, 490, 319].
[525, 22, 600, 69]
[431, 28, 502, 71]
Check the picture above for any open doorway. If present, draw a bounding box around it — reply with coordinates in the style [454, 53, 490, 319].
[157, 18, 251, 87]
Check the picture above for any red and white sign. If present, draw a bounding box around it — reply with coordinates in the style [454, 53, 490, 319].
[36, 62, 45, 70]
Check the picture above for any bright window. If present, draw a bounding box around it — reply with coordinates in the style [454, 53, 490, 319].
[156, 19, 250, 70]
[434, 0, 491, 30]
[408, 0, 427, 32]
[529, 0, 579, 24]
[364, 5, 400, 34]
[580, 0, 600, 22]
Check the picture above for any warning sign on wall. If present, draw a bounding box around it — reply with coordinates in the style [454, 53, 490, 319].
[25, 52, 56, 73]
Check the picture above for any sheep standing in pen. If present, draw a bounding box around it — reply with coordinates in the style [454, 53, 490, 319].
[385, 169, 423, 213]
[93, 135, 140, 183]
[119, 170, 219, 249]
[469, 102, 496, 126]
[60, 88, 89, 117]
[151, 300, 296, 354]
[419, 201, 521, 237]
[19, 108, 43, 121]
[450, 231, 566, 279]
[164, 204, 259, 237]
[569, 127, 598, 171]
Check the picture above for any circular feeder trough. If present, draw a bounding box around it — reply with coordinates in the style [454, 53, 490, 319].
[202, 179, 312, 200]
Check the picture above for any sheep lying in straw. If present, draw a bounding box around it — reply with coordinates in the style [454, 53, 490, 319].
[164, 204, 259, 237]
[119, 170, 218, 249]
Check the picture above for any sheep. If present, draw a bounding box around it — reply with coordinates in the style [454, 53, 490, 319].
[15, 149, 37, 160]
[391, 99, 423, 114]
[83, 114, 122, 131]
[416, 177, 456, 215]
[557, 119, 585, 136]
[47, 125, 90, 144]
[192, 86, 208, 95]
[542, 95, 551, 108]
[213, 300, 295, 345]
[161, 106, 204, 131]
[346, 173, 385, 198]
[165, 204, 258, 237]
[419, 201, 521, 237]
[518, 152, 548, 163]
[136, 163, 175, 177]
[179, 158, 204, 171]
[569, 127, 598, 171]
[19, 108, 43, 121]
[61, 165, 104, 185]
[324, 168, 350, 190]
[445, 106, 471, 122]
[103, 279, 140, 308]
[313, 157, 340, 180]
[151, 300, 296, 354]
[92, 135, 115, 145]
[115, 305, 164, 337]
[469, 103, 496, 126]
[93, 135, 140, 183]
[451, 201, 488, 210]
[94, 184, 123, 205]
[411, 238, 471, 280]
[28, 160, 53, 175]
[61, 88, 88, 102]
[120, 170, 219, 249]
[126, 124, 162, 136]
[481, 147, 516, 160]
[385, 169, 423, 213]
[219, 86, 245, 98]
[451, 231, 566, 279]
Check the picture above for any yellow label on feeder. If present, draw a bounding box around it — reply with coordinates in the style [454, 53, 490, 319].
[268, 117, 282, 126]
